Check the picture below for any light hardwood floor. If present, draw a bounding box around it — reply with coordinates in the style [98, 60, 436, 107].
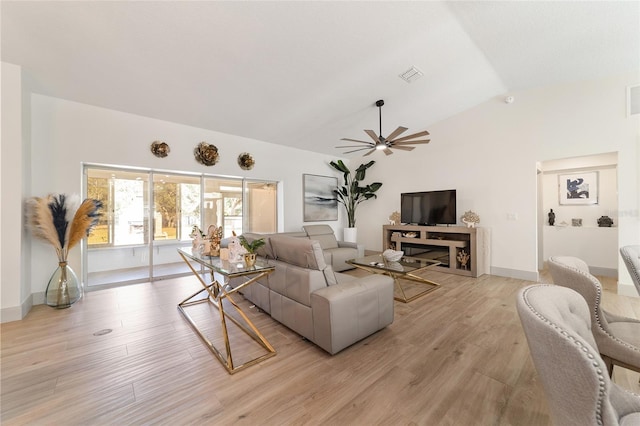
[2, 268, 639, 425]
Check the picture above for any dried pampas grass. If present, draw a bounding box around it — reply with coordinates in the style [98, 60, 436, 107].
[27, 193, 103, 261]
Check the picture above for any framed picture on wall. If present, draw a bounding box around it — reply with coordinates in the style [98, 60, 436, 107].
[303, 174, 338, 221]
[559, 171, 599, 205]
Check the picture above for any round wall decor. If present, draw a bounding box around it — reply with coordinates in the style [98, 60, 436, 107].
[194, 142, 219, 166]
[238, 152, 255, 170]
[150, 140, 170, 158]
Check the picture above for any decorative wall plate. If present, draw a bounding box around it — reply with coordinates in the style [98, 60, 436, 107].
[194, 142, 219, 166]
[150, 140, 170, 158]
[238, 152, 255, 170]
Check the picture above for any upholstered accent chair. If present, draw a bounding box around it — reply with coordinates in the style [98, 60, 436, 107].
[517, 284, 640, 426]
[302, 225, 360, 272]
[548, 256, 640, 377]
[620, 245, 640, 296]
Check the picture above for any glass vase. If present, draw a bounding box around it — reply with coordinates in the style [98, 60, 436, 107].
[45, 262, 82, 308]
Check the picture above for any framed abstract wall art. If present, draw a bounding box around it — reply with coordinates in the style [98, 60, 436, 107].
[303, 174, 338, 221]
[559, 171, 598, 205]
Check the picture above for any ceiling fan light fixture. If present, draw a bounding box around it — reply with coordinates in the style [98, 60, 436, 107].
[338, 99, 431, 156]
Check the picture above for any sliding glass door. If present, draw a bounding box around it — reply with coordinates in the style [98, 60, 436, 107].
[84, 165, 278, 288]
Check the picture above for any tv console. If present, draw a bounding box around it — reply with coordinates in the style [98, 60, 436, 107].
[383, 225, 489, 278]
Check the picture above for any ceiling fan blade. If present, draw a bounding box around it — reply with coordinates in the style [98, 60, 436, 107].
[393, 139, 431, 145]
[383, 148, 394, 156]
[385, 126, 408, 141]
[341, 138, 374, 145]
[336, 145, 373, 149]
[363, 148, 377, 157]
[390, 130, 430, 143]
[364, 130, 381, 144]
[391, 145, 415, 151]
[343, 147, 374, 154]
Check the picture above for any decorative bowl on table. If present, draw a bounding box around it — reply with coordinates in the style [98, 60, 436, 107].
[383, 249, 404, 262]
[402, 232, 418, 238]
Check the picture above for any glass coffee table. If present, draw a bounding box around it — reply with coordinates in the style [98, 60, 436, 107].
[347, 254, 441, 303]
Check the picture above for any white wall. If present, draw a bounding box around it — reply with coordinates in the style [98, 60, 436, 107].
[23, 94, 348, 309]
[359, 73, 639, 290]
[1, 63, 31, 322]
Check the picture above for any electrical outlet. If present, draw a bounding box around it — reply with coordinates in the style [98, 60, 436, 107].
[507, 213, 518, 221]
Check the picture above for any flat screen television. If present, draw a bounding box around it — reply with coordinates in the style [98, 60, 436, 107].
[400, 189, 457, 226]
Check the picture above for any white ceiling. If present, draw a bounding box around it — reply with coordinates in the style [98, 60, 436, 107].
[2, 1, 639, 156]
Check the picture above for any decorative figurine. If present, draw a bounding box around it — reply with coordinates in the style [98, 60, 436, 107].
[461, 210, 480, 228]
[548, 209, 555, 226]
[189, 225, 206, 253]
[389, 211, 401, 225]
[206, 225, 224, 256]
[597, 216, 613, 227]
[457, 250, 470, 270]
[227, 232, 248, 262]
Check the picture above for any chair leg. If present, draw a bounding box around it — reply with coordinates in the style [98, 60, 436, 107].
[601, 355, 614, 377]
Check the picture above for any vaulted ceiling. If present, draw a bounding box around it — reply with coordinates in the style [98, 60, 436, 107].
[2, 1, 638, 156]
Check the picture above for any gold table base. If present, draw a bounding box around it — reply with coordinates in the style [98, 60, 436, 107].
[348, 261, 440, 303]
[178, 251, 275, 374]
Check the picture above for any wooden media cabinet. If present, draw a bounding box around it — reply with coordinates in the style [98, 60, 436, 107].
[383, 225, 490, 278]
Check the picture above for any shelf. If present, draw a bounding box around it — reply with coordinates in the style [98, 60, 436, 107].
[383, 225, 489, 278]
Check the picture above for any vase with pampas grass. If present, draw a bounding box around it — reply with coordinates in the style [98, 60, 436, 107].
[28, 194, 102, 308]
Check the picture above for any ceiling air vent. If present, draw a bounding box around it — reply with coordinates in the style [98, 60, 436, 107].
[399, 66, 424, 83]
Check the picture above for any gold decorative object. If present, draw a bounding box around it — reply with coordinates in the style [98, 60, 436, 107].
[461, 210, 480, 228]
[238, 152, 255, 170]
[150, 140, 170, 158]
[206, 225, 223, 256]
[389, 211, 401, 225]
[243, 253, 257, 267]
[194, 142, 219, 166]
[457, 250, 470, 270]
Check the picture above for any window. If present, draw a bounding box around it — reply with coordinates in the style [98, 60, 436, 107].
[85, 166, 277, 247]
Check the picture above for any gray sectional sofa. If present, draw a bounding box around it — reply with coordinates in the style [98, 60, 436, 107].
[229, 233, 394, 355]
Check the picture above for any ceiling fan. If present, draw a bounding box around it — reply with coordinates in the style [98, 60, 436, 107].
[336, 99, 431, 156]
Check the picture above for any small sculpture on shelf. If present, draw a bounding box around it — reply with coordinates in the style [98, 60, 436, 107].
[461, 210, 480, 228]
[548, 209, 555, 226]
[597, 216, 613, 227]
[457, 250, 470, 270]
[389, 211, 401, 225]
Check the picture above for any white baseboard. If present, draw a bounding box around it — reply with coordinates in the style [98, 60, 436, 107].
[490, 267, 539, 282]
[590, 267, 617, 278]
[0, 293, 35, 323]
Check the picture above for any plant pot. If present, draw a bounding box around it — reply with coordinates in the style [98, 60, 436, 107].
[343, 227, 357, 243]
[244, 253, 257, 268]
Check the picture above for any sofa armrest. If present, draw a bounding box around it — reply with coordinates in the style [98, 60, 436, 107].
[337, 240, 357, 249]
[310, 275, 394, 354]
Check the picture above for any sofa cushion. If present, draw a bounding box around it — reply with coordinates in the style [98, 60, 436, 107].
[303, 225, 339, 250]
[270, 235, 326, 269]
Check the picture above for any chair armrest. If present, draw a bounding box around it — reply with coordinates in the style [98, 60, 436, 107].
[310, 275, 394, 354]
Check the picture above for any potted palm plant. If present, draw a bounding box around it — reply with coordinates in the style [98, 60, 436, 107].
[238, 235, 266, 267]
[329, 160, 382, 243]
